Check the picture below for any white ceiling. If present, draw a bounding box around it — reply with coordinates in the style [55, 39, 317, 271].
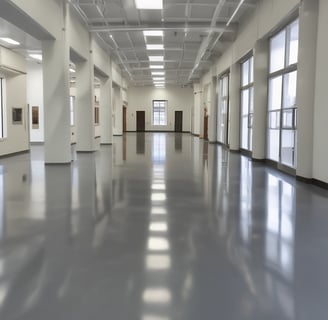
[71, 0, 258, 87]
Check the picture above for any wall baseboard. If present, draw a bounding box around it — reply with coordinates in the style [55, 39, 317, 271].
[45, 162, 71, 166]
[30, 142, 44, 145]
[0, 150, 29, 159]
[297, 176, 328, 189]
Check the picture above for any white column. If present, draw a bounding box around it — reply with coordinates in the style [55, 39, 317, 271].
[42, 5, 71, 164]
[229, 63, 241, 151]
[296, 0, 319, 179]
[100, 75, 112, 144]
[75, 40, 95, 152]
[252, 40, 269, 160]
[313, 0, 328, 183]
[208, 77, 217, 143]
[193, 83, 201, 136]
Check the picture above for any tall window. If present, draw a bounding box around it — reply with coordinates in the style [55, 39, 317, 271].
[70, 96, 75, 126]
[152, 100, 167, 126]
[0, 78, 4, 138]
[240, 56, 254, 151]
[268, 20, 299, 168]
[217, 74, 229, 144]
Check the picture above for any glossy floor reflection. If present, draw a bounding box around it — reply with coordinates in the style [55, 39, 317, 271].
[0, 133, 328, 319]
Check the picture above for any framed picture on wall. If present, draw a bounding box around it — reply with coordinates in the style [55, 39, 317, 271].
[32, 106, 39, 129]
[12, 108, 23, 124]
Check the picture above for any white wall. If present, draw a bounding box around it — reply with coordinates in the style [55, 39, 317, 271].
[27, 61, 44, 142]
[192, 84, 201, 135]
[113, 86, 122, 135]
[127, 86, 193, 132]
[0, 47, 29, 156]
[313, 0, 328, 183]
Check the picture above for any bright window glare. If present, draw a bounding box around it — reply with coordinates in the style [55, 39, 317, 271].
[151, 193, 166, 201]
[151, 207, 167, 215]
[0, 37, 20, 45]
[149, 222, 168, 232]
[146, 255, 171, 270]
[142, 288, 171, 303]
[152, 183, 166, 190]
[135, 0, 163, 10]
[147, 237, 169, 251]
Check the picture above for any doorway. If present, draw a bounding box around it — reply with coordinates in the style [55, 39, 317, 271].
[136, 111, 145, 132]
[175, 111, 183, 132]
[123, 106, 127, 132]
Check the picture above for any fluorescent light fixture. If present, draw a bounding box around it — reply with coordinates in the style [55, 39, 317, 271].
[226, 0, 245, 27]
[69, 68, 76, 73]
[29, 54, 42, 61]
[153, 77, 165, 81]
[146, 44, 164, 50]
[143, 30, 163, 37]
[136, 0, 163, 10]
[0, 37, 20, 45]
[150, 65, 164, 69]
[149, 56, 164, 62]
[152, 72, 165, 76]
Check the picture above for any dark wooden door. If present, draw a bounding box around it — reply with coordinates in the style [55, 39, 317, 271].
[136, 111, 145, 132]
[175, 111, 183, 132]
[204, 115, 208, 140]
[123, 106, 127, 132]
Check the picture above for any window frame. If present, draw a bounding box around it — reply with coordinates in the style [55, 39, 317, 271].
[240, 55, 254, 151]
[267, 19, 299, 168]
[152, 100, 168, 126]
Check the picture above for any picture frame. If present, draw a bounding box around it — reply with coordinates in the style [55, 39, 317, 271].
[12, 108, 23, 124]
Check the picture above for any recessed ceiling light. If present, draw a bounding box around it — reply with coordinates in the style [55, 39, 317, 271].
[69, 68, 75, 73]
[146, 44, 164, 50]
[135, 0, 163, 10]
[150, 65, 164, 69]
[152, 72, 165, 75]
[143, 30, 163, 37]
[149, 56, 164, 62]
[29, 54, 42, 61]
[0, 37, 20, 45]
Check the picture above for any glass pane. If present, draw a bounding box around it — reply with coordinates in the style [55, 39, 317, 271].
[282, 110, 294, 129]
[281, 130, 295, 167]
[249, 128, 253, 151]
[249, 56, 254, 83]
[268, 76, 282, 110]
[268, 129, 280, 161]
[242, 60, 249, 86]
[288, 20, 299, 66]
[241, 89, 249, 115]
[249, 87, 254, 113]
[269, 111, 280, 129]
[283, 71, 297, 109]
[241, 116, 248, 149]
[270, 29, 286, 73]
[0, 79, 3, 138]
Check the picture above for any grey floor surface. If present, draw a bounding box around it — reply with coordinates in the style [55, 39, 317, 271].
[0, 132, 328, 320]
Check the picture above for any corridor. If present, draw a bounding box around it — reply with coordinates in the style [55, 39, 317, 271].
[0, 132, 328, 320]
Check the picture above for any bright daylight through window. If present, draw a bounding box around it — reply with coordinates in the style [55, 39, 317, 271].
[152, 100, 167, 126]
[0, 78, 5, 139]
[267, 19, 299, 168]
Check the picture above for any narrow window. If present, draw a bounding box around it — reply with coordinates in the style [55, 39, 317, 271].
[152, 100, 167, 126]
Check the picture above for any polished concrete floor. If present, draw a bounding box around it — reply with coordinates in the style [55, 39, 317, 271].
[0, 132, 328, 320]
